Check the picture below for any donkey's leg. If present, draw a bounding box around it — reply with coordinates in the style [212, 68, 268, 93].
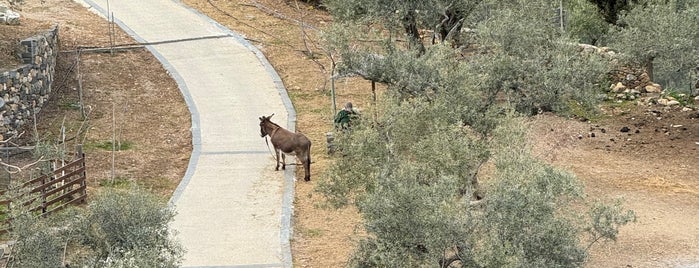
[274, 148, 281, 171]
[303, 151, 311, 181]
[281, 153, 286, 170]
[303, 144, 311, 181]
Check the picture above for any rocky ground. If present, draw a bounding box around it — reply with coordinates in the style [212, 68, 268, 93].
[1, 0, 698, 267]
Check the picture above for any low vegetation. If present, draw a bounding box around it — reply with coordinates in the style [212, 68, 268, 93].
[7, 187, 182, 267]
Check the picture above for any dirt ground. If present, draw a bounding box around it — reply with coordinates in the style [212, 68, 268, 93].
[2, 1, 698, 267]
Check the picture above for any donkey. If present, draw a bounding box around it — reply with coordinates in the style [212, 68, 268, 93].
[259, 114, 312, 181]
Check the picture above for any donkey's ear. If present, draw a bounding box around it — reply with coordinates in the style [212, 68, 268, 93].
[259, 116, 264, 121]
[269, 113, 275, 118]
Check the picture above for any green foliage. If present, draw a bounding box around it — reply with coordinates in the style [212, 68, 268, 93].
[74, 188, 183, 266]
[585, 199, 637, 248]
[322, 0, 638, 266]
[318, 93, 491, 207]
[323, 111, 635, 267]
[98, 177, 133, 188]
[3, 178, 76, 267]
[325, 0, 481, 48]
[88, 140, 134, 151]
[607, 0, 699, 93]
[475, 120, 587, 267]
[328, 0, 610, 117]
[350, 174, 472, 267]
[473, 1, 610, 115]
[8, 187, 183, 267]
[9, 213, 67, 267]
[567, 0, 610, 44]
[59, 101, 82, 110]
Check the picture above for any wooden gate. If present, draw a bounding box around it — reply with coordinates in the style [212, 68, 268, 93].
[0, 145, 87, 233]
[24, 146, 87, 215]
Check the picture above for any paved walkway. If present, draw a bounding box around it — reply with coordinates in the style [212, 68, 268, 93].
[79, 0, 296, 267]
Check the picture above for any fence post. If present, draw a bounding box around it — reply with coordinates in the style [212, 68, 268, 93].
[41, 173, 47, 215]
[77, 144, 86, 203]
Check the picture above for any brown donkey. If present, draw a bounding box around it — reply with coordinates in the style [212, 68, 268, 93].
[259, 114, 312, 181]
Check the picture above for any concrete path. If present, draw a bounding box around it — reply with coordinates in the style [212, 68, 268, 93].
[79, 0, 296, 267]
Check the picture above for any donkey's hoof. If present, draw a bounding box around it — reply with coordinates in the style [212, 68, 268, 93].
[275, 167, 279, 171]
[304, 176, 310, 182]
[282, 166, 286, 170]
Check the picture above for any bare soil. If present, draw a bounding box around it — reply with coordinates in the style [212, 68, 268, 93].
[2, 1, 697, 268]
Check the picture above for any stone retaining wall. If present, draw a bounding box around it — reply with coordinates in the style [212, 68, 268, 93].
[0, 26, 58, 140]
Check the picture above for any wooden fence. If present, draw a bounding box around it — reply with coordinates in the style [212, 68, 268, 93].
[0, 145, 87, 233]
[26, 149, 87, 215]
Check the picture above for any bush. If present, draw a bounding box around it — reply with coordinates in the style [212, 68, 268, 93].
[74, 188, 183, 267]
[8, 187, 183, 267]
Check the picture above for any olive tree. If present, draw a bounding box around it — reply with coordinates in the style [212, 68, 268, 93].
[606, 0, 699, 93]
[326, 0, 610, 116]
[324, 0, 484, 51]
[474, 0, 610, 116]
[567, 0, 610, 45]
[320, 104, 635, 267]
[320, 0, 633, 266]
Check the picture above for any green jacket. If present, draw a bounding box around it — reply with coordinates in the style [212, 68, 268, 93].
[334, 109, 356, 129]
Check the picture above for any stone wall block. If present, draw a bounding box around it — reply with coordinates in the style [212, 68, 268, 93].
[0, 26, 58, 139]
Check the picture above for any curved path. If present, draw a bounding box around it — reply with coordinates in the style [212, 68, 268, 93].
[80, 0, 296, 267]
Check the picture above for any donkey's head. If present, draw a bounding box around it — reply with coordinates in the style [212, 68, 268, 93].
[259, 113, 275, 137]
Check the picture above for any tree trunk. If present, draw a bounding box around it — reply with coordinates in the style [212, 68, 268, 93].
[402, 10, 425, 54]
[440, 8, 464, 46]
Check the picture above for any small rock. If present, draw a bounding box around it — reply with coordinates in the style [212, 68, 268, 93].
[611, 82, 626, 93]
[600, 128, 606, 133]
[589, 132, 596, 138]
[657, 98, 670, 106]
[665, 100, 680, 106]
[620, 126, 630, 132]
[681, 107, 693, 112]
[644, 83, 662, 93]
